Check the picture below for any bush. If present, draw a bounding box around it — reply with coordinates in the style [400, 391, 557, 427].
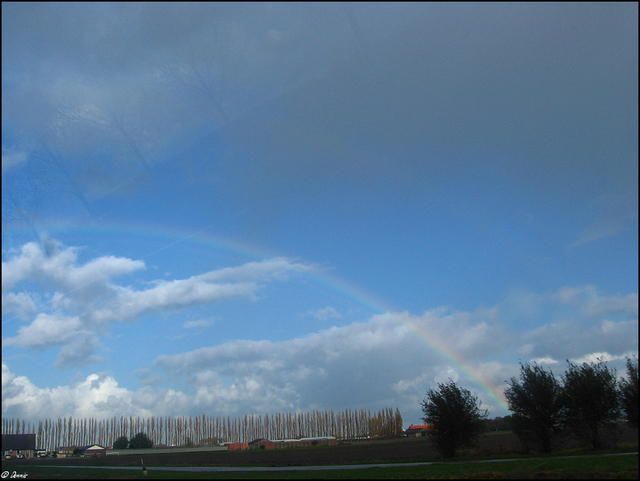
[505, 363, 564, 453]
[112, 436, 128, 449]
[619, 357, 638, 429]
[128, 432, 153, 449]
[562, 359, 620, 449]
[422, 380, 488, 458]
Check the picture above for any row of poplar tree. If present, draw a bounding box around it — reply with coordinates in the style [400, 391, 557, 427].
[1, 407, 403, 451]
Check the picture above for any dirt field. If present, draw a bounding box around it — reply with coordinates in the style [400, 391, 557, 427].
[15, 426, 638, 469]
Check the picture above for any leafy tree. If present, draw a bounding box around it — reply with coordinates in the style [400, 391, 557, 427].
[619, 357, 638, 429]
[112, 436, 128, 449]
[128, 432, 153, 449]
[422, 380, 488, 458]
[562, 359, 620, 449]
[505, 362, 565, 453]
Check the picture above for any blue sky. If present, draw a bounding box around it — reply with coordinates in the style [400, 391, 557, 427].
[2, 3, 638, 427]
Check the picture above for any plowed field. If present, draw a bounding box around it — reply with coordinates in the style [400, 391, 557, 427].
[19, 426, 638, 468]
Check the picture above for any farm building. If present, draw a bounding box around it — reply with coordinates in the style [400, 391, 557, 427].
[57, 446, 79, 456]
[404, 424, 432, 437]
[78, 444, 107, 457]
[298, 436, 337, 447]
[272, 436, 337, 448]
[2, 434, 36, 458]
[226, 442, 248, 451]
[248, 438, 274, 450]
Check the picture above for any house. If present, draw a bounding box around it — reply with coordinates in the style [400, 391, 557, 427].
[78, 445, 107, 457]
[248, 438, 274, 450]
[57, 446, 79, 456]
[271, 436, 337, 449]
[226, 442, 248, 451]
[2, 434, 36, 459]
[297, 436, 337, 447]
[404, 424, 432, 437]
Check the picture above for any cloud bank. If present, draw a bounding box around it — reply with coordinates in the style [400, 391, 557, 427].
[3, 242, 637, 422]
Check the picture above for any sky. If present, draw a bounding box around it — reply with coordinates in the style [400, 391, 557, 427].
[2, 3, 638, 429]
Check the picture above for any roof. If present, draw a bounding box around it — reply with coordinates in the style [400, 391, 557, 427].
[405, 425, 432, 435]
[2, 434, 36, 451]
[79, 445, 106, 452]
[248, 438, 270, 444]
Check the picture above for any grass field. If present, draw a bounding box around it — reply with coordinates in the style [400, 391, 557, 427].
[3, 430, 637, 479]
[3, 453, 638, 479]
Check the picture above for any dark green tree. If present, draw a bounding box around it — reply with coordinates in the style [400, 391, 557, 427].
[562, 359, 620, 449]
[619, 357, 638, 429]
[505, 362, 564, 453]
[128, 432, 153, 449]
[421, 380, 488, 458]
[112, 436, 128, 449]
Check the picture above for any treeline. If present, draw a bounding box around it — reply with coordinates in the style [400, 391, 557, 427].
[421, 357, 638, 458]
[483, 416, 513, 432]
[368, 407, 404, 438]
[1, 407, 402, 451]
[505, 357, 638, 452]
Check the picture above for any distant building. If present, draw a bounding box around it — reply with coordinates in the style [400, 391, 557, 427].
[79, 445, 107, 457]
[57, 446, 79, 455]
[404, 424, 432, 437]
[2, 434, 36, 458]
[226, 442, 249, 451]
[272, 436, 337, 448]
[248, 438, 274, 450]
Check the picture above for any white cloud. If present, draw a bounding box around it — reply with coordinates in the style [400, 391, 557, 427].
[1, 292, 38, 320]
[569, 351, 638, 365]
[183, 318, 216, 329]
[91, 279, 259, 324]
[1, 238, 145, 298]
[55, 335, 104, 369]
[2, 238, 317, 369]
[529, 357, 560, 365]
[1, 363, 150, 420]
[520, 318, 638, 362]
[571, 190, 638, 247]
[1, 148, 29, 171]
[2, 282, 638, 422]
[500, 285, 638, 364]
[4, 313, 85, 349]
[305, 306, 342, 321]
[552, 285, 638, 319]
[1, 304, 515, 422]
[1, 238, 637, 421]
[152, 308, 510, 418]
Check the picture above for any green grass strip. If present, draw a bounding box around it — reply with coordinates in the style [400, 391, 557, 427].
[4, 453, 637, 479]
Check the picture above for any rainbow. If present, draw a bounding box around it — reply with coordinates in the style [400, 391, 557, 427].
[309, 269, 510, 413]
[2, 221, 509, 414]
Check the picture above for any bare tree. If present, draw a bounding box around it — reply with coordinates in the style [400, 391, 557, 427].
[422, 380, 488, 458]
